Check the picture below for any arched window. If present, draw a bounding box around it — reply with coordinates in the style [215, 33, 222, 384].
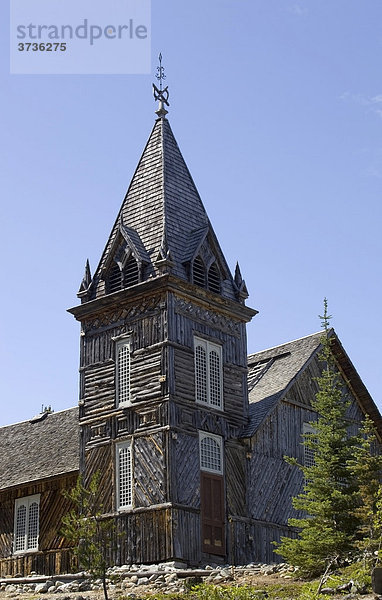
[207, 262, 220, 294]
[199, 432, 223, 474]
[107, 262, 122, 294]
[106, 254, 140, 295]
[194, 337, 223, 410]
[14, 495, 40, 553]
[193, 256, 206, 288]
[123, 255, 139, 287]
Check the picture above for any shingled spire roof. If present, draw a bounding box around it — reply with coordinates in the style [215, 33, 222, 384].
[84, 110, 238, 302]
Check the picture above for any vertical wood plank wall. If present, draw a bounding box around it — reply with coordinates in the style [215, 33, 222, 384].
[0, 474, 78, 577]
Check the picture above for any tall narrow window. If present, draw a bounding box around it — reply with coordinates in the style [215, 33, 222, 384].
[194, 337, 223, 410]
[303, 422, 317, 468]
[107, 262, 122, 294]
[193, 257, 206, 288]
[195, 344, 207, 404]
[123, 255, 139, 287]
[14, 495, 40, 553]
[116, 442, 133, 510]
[207, 262, 220, 294]
[116, 338, 131, 407]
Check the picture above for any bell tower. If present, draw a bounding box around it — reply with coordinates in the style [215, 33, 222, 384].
[68, 61, 257, 565]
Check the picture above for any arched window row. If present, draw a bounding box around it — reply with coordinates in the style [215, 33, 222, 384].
[106, 255, 139, 294]
[192, 257, 221, 294]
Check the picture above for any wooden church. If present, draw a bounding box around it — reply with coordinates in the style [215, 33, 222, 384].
[0, 80, 381, 576]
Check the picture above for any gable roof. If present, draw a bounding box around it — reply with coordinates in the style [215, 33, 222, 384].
[242, 330, 382, 438]
[88, 115, 237, 301]
[0, 407, 79, 491]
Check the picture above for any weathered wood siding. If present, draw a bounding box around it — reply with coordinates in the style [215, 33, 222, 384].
[172, 508, 201, 564]
[75, 279, 252, 565]
[226, 442, 247, 518]
[0, 474, 78, 577]
[0, 549, 75, 578]
[84, 444, 113, 512]
[245, 352, 373, 564]
[115, 508, 172, 564]
[134, 433, 167, 507]
[170, 433, 199, 508]
[169, 293, 249, 427]
[80, 298, 166, 423]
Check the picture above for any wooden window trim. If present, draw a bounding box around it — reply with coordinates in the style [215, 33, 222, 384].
[13, 494, 40, 554]
[303, 422, 316, 468]
[199, 431, 223, 474]
[115, 337, 132, 408]
[194, 337, 223, 410]
[116, 441, 133, 511]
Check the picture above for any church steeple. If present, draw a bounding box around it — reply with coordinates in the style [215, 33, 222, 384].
[81, 75, 243, 305]
[68, 79, 257, 568]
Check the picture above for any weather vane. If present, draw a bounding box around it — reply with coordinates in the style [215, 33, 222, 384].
[153, 53, 169, 116]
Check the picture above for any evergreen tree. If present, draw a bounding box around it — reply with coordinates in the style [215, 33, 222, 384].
[350, 415, 382, 564]
[62, 472, 117, 600]
[275, 300, 360, 577]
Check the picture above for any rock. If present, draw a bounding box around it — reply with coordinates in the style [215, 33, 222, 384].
[123, 582, 136, 590]
[5, 585, 17, 593]
[130, 575, 139, 584]
[184, 576, 203, 589]
[220, 568, 232, 578]
[35, 582, 49, 593]
[78, 581, 92, 592]
[137, 577, 149, 586]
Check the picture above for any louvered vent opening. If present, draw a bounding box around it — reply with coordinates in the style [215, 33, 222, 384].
[208, 263, 221, 294]
[107, 263, 122, 293]
[193, 257, 206, 288]
[123, 256, 139, 287]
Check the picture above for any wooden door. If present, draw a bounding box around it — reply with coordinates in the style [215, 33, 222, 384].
[200, 472, 225, 555]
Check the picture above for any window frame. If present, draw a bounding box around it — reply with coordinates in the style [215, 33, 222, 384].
[199, 431, 224, 475]
[116, 440, 133, 511]
[303, 422, 317, 468]
[13, 494, 40, 554]
[194, 337, 223, 410]
[115, 335, 132, 408]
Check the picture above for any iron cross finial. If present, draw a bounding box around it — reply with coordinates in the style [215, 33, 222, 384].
[156, 52, 166, 91]
[153, 53, 170, 117]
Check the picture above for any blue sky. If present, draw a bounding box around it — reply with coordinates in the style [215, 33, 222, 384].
[1, 0, 381, 426]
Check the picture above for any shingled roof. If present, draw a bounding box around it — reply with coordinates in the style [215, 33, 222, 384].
[0, 407, 79, 491]
[242, 330, 381, 438]
[88, 115, 236, 301]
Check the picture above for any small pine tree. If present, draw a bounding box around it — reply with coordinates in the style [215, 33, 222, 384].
[350, 415, 382, 564]
[61, 472, 116, 600]
[275, 300, 360, 577]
